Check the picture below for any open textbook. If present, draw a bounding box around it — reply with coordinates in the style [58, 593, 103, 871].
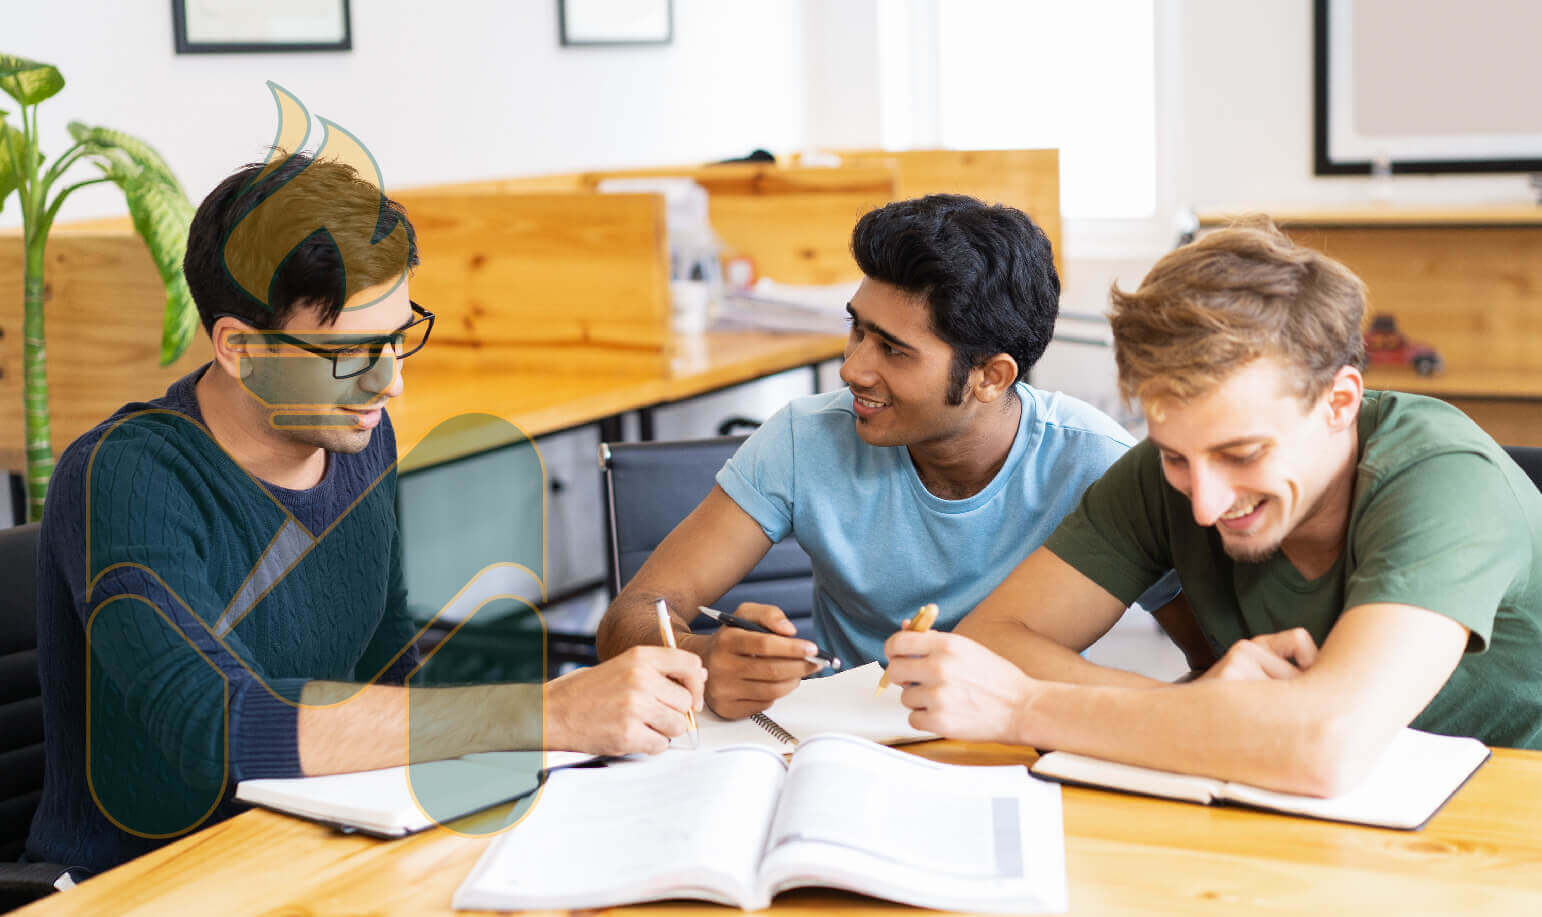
[234, 750, 600, 838]
[1031, 728, 1490, 831]
[671, 661, 938, 752]
[235, 664, 928, 835]
[454, 734, 1067, 914]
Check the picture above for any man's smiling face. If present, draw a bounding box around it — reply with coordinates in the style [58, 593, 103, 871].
[1146, 357, 1351, 563]
[838, 278, 972, 448]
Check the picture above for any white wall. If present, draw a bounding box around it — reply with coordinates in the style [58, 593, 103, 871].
[3, 0, 806, 228]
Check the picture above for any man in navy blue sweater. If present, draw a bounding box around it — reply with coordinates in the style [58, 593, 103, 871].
[27, 152, 705, 874]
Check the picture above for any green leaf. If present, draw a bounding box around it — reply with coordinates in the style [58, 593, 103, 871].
[80, 130, 197, 364]
[69, 122, 185, 198]
[0, 54, 64, 106]
[0, 116, 40, 215]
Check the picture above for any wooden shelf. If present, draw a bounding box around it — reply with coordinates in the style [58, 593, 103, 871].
[1198, 204, 1542, 228]
[1364, 366, 1542, 400]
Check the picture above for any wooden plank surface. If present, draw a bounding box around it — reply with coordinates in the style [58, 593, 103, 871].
[0, 232, 212, 472]
[822, 148, 1064, 280]
[391, 331, 846, 471]
[16, 743, 1542, 916]
[389, 191, 673, 364]
[1199, 205, 1542, 227]
[582, 163, 898, 285]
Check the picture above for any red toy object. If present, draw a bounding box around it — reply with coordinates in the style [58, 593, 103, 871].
[1364, 314, 1442, 376]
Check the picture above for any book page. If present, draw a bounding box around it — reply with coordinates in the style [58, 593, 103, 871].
[1219, 729, 1490, 829]
[454, 746, 787, 911]
[236, 755, 546, 836]
[764, 662, 938, 745]
[757, 735, 1067, 914]
[666, 663, 933, 753]
[237, 751, 603, 836]
[667, 707, 795, 753]
[1031, 752, 1224, 806]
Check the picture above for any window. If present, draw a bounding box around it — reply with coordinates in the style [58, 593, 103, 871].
[934, 0, 1157, 220]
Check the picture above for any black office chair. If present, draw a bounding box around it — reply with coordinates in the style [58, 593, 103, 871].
[0, 523, 75, 910]
[1502, 445, 1542, 494]
[600, 436, 816, 641]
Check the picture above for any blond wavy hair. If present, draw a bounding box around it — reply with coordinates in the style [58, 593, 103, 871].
[1109, 216, 1367, 409]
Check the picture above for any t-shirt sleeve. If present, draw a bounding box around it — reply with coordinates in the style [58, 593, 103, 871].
[1044, 441, 1175, 606]
[714, 405, 798, 543]
[1344, 451, 1529, 652]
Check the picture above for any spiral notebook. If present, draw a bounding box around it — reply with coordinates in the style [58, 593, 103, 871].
[671, 661, 937, 752]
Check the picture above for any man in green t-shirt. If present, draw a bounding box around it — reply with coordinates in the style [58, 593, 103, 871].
[883, 218, 1542, 795]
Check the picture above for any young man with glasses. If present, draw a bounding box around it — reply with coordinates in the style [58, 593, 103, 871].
[28, 153, 704, 874]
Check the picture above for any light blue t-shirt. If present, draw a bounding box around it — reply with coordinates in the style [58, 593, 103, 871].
[716, 383, 1160, 666]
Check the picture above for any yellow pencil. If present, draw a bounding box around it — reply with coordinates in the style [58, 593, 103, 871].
[875, 603, 939, 695]
[655, 599, 700, 748]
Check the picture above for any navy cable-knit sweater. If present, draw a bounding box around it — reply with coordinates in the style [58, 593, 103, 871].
[26, 366, 420, 873]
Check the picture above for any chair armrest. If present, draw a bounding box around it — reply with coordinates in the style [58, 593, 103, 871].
[0, 860, 81, 905]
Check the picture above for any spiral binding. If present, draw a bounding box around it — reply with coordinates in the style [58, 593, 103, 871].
[750, 713, 798, 746]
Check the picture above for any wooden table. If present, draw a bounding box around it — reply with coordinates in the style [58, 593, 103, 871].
[384, 329, 847, 472]
[19, 742, 1542, 915]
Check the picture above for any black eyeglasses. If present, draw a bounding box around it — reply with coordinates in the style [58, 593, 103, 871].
[217, 302, 435, 380]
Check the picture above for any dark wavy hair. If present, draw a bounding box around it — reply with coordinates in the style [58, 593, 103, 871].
[851, 194, 1059, 405]
[184, 151, 419, 333]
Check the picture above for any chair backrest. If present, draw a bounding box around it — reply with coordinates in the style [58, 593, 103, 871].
[0, 523, 43, 862]
[1503, 445, 1542, 494]
[601, 437, 816, 633]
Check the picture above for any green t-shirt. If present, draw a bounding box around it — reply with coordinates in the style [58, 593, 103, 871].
[1045, 390, 1542, 749]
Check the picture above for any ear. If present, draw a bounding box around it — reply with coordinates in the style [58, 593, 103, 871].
[970, 352, 1020, 405]
[209, 316, 255, 381]
[1322, 364, 1364, 433]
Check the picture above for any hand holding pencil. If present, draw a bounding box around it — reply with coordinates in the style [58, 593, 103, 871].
[655, 599, 700, 748]
[876, 603, 939, 695]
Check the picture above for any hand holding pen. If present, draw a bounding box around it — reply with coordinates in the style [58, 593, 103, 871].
[697, 606, 842, 670]
[688, 602, 828, 721]
[876, 603, 939, 694]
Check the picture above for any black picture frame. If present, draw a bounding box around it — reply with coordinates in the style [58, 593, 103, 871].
[1313, 0, 1542, 176]
[172, 0, 353, 55]
[558, 0, 673, 47]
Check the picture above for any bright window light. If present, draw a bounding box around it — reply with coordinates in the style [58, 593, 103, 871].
[936, 0, 1157, 219]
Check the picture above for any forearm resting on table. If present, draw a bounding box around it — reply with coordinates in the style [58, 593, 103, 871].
[1025, 675, 1382, 796]
[297, 681, 547, 776]
[956, 612, 1165, 689]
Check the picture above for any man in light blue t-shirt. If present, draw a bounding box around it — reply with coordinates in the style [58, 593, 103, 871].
[597, 195, 1177, 719]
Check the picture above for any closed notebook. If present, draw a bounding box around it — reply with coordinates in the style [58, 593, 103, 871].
[1030, 728, 1490, 831]
[453, 733, 1067, 914]
[234, 750, 600, 838]
[670, 661, 937, 752]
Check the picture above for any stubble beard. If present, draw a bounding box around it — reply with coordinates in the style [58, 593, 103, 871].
[282, 423, 372, 456]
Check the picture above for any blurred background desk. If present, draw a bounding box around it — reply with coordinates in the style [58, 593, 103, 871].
[15, 742, 1542, 916]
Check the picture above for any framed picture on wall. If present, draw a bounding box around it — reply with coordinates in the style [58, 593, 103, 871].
[559, 0, 672, 47]
[172, 0, 353, 54]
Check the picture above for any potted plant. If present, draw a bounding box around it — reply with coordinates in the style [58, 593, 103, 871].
[1, 54, 196, 522]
